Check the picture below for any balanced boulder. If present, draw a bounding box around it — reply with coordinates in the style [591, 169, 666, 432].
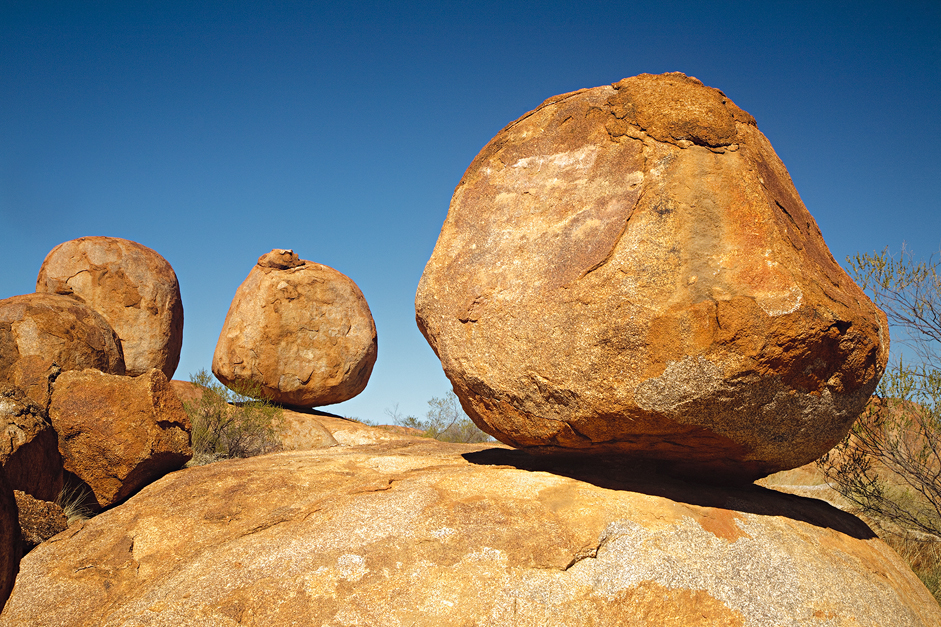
[36, 236, 184, 379]
[0, 386, 63, 502]
[0, 293, 125, 408]
[48, 368, 192, 508]
[213, 249, 377, 407]
[415, 72, 889, 480]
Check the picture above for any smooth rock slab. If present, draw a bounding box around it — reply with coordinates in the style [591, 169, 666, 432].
[36, 236, 184, 379]
[213, 249, 377, 407]
[416, 72, 889, 480]
[1, 441, 937, 626]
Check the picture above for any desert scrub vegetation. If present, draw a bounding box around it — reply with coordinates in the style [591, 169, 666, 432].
[386, 391, 493, 443]
[818, 246, 941, 601]
[55, 481, 95, 525]
[184, 369, 284, 465]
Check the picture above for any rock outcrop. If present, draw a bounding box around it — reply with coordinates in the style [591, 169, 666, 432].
[0, 386, 63, 502]
[415, 72, 889, 480]
[278, 408, 339, 451]
[48, 368, 192, 508]
[13, 490, 67, 554]
[0, 465, 20, 614]
[1, 441, 938, 626]
[0, 293, 125, 408]
[213, 249, 377, 408]
[36, 236, 184, 379]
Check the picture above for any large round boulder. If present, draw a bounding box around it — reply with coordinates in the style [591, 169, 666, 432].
[212, 249, 377, 408]
[36, 236, 184, 379]
[415, 72, 889, 480]
[0, 293, 125, 408]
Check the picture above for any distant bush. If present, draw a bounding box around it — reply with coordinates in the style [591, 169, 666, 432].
[386, 391, 493, 444]
[184, 370, 283, 465]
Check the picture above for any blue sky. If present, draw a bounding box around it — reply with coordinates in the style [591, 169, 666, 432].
[2, 1, 939, 423]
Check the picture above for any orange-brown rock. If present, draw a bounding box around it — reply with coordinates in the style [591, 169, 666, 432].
[0, 465, 20, 614]
[36, 236, 184, 379]
[0, 386, 63, 502]
[416, 72, 889, 480]
[1, 442, 938, 626]
[169, 379, 204, 407]
[277, 408, 339, 451]
[48, 368, 192, 508]
[213, 249, 377, 408]
[13, 490, 67, 554]
[0, 293, 125, 408]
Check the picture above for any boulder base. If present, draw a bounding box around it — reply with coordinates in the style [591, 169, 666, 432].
[415, 72, 889, 480]
[213, 249, 377, 408]
[0, 442, 938, 626]
[36, 236, 184, 379]
[48, 369, 192, 508]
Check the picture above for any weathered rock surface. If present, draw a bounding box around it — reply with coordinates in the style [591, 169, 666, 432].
[0, 293, 125, 408]
[278, 408, 339, 450]
[213, 249, 378, 408]
[1, 441, 938, 626]
[13, 490, 67, 554]
[169, 379, 204, 407]
[0, 465, 20, 614]
[36, 236, 184, 379]
[48, 369, 192, 508]
[416, 72, 889, 480]
[0, 386, 63, 502]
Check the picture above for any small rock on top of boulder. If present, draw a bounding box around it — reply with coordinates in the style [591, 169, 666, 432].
[415, 72, 889, 481]
[0, 293, 125, 408]
[36, 236, 184, 379]
[212, 249, 377, 408]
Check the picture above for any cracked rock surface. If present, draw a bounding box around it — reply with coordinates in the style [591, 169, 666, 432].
[415, 72, 889, 480]
[48, 368, 192, 509]
[1, 440, 938, 626]
[36, 236, 184, 379]
[0, 293, 125, 409]
[212, 249, 377, 408]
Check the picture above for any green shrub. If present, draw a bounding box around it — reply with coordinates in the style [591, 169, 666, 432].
[387, 391, 493, 444]
[184, 370, 283, 465]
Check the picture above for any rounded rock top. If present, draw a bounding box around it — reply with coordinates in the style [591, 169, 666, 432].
[36, 236, 184, 379]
